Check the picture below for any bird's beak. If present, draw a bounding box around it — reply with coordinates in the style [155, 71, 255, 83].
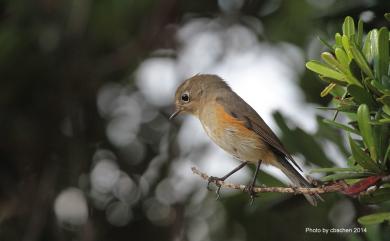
[169, 108, 181, 120]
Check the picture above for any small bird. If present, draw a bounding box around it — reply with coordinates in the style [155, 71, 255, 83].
[170, 74, 321, 206]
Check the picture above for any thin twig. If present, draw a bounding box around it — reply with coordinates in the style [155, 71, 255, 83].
[191, 166, 346, 194]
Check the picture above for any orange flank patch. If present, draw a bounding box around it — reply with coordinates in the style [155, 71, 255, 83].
[200, 102, 276, 164]
[214, 103, 257, 139]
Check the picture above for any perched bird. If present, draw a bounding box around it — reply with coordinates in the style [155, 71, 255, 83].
[170, 74, 321, 206]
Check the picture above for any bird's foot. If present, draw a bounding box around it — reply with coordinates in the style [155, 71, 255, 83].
[288, 184, 299, 195]
[244, 183, 258, 206]
[307, 176, 322, 187]
[207, 176, 224, 200]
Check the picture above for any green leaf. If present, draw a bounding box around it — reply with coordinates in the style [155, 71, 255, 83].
[348, 85, 376, 108]
[316, 107, 339, 111]
[383, 105, 390, 116]
[366, 224, 381, 241]
[358, 212, 390, 225]
[323, 119, 359, 134]
[310, 167, 363, 173]
[385, 13, 390, 22]
[374, 27, 389, 82]
[374, 111, 389, 166]
[380, 119, 390, 124]
[359, 188, 390, 204]
[363, 30, 373, 64]
[377, 95, 390, 106]
[322, 52, 361, 86]
[335, 48, 350, 68]
[335, 33, 342, 47]
[370, 29, 379, 60]
[349, 136, 381, 172]
[347, 154, 358, 168]
[357, 104, 378, 160]
[342, 35, 353, 60]
[384, 145, 390, 166]
[331, 85, 347, 97]
[320, 83, 336, 97]
[342, 16, 355, 38]
[381, 75, 390, 88]
[349, 38, 375, 79]
[364, 78, 385, 96]
[370, 119, 390, 125]
[356, 19, 363, 48]
[371, 79, 390, 95]
[321, 172, 372, 181]
[321, 52, 345, 71]
[306, 61, 345, 81]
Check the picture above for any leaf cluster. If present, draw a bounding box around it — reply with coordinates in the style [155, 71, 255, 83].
[306, 15, 390, 225]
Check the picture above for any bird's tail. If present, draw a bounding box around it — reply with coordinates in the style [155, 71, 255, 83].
[274, 157, 323, 206]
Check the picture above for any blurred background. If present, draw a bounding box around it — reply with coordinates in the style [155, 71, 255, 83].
[1, 0, 389, 240]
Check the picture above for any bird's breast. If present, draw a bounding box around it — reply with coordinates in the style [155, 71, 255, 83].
[199, 102, 269, 162]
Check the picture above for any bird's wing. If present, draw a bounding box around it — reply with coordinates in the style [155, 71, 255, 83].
[217, 92, 302, 172]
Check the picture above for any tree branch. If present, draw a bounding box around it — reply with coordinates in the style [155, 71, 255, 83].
[191, 166, 346, 194]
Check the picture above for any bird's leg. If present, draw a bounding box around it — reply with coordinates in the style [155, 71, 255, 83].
[245, 160, 262, 205]
[208, 161, 248, 200]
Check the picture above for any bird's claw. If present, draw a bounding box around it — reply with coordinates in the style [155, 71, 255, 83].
[207, 176, 220, 190]
[207, 176, 223, 200]
[245, 183, 258, 206]
[288, 184, 299, 195]
[215, 186, 222, 200]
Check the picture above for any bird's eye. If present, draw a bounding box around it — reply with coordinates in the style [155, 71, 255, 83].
[181, 92, 190, 102]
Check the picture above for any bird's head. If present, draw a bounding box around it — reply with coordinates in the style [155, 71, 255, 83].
[169, 74, 230, 119]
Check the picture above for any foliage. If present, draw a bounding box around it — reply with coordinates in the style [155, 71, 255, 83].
[2, 0, 390, 240]
[306, 15, 390, 226]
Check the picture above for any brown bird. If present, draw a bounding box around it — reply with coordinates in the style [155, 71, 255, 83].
[170, 74, 321, 206]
